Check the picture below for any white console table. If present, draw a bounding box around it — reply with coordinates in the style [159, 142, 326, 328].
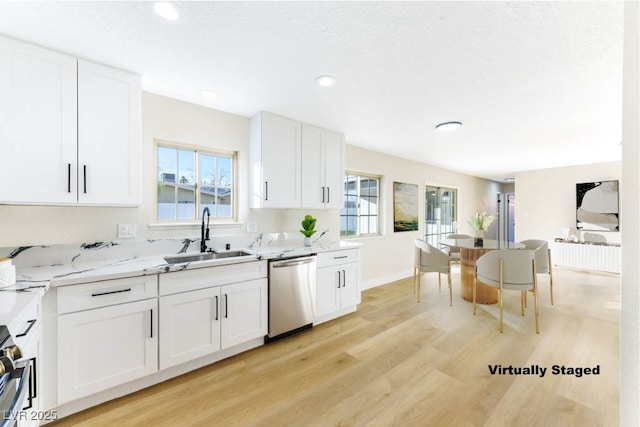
[550, 241, 621, 274]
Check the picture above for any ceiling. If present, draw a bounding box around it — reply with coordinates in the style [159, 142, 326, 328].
[0, 1, 624, 182]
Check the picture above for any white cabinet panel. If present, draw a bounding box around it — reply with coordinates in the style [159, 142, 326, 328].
[57, 298, 157, 404]
[250, 112, 301, 208]
[301, 124, 344, 209]
[316, 249, 361, 322]
[221, 278, 268, 349]
[159, 287, 221, 369]
[77, 60, 141, 205]
[0, 35, 77, 204]
[0, 35, 141, 206]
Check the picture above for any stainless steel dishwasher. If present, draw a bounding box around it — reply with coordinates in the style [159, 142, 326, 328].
[266, 255, 317, 342]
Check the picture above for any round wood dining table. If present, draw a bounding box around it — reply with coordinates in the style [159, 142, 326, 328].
[440, 238, 525, 304]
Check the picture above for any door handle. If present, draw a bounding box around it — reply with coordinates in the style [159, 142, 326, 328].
[214, 295, 219, 321]
[264, 181, 269, 201]
[342, 270, 346, 287]
[149, 309, 153, 338]
[67, 163, 71, 193]
[83, 165, 87, 193]
[321, 186, 325, 203]
[224, 294, 228, 318]
[327, 187, 330, 204]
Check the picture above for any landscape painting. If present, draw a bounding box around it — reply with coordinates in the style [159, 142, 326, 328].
[393, 182, 419, 232]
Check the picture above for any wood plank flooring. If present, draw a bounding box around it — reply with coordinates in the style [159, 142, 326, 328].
[49, 266, 620, 426]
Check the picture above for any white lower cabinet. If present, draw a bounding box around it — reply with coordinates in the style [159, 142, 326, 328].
[56, 276, 158, 404]
[158, 261, 268, 370]
[316, 249, 361, 324]
[158, 277, 267, 369]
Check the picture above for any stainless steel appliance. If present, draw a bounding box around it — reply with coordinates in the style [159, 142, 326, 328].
[0, 325, 30, 427]
[267, 255, 317, 341]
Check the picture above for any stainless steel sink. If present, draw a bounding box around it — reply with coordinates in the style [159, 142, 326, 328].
[163, 250, 254, 264]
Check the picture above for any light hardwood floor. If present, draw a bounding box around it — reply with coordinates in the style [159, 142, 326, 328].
[50, 267, 620, 426]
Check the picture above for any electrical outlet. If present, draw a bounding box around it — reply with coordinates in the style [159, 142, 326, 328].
[118, 223, 136, 239]
[246, 221, 258, 233]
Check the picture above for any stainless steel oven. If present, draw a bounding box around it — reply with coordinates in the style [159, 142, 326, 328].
[0, 325, 31, 427]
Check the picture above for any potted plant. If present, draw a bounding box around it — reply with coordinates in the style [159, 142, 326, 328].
[300, 214, 317, 247]
[469, 211, 495, 246]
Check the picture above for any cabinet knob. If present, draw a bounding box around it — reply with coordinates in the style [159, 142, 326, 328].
[0, 355, 15, 376]
[3, 344, 23, 361]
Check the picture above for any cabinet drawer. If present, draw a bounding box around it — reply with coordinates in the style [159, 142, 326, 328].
[317, 249, 359, 268]
[57, 275, 158, 314]
[159, 260, 267, 296]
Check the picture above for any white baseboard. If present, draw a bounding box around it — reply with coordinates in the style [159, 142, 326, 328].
[360, 269, 413, 290]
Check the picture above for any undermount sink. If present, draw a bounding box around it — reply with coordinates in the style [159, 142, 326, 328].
[163, 250, 254, 265]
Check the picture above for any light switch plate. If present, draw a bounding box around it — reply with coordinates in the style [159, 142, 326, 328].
[118, 223, 136, 238]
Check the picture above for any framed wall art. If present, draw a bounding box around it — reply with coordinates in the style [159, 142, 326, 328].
[393, 181, 419, 232]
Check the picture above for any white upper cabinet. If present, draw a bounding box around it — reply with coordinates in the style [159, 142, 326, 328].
[301, 124, 344, 209]
[0, 36, 78, 204]
[0, 35, 141, 206]
[249, 111, 302, 208]
[250, 111, 344, 209]
[78, 60, 141, 205]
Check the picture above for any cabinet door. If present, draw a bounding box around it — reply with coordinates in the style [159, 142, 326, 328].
[260, 113, 301, 208]
[340, 262, 360, 308]
[323, 130, 344, 209]
[316, 267, 341, 317]
[77, 59, 141, 205]
[301, 124, 325, 209]
[220, 278, 267, 349]
[0, 35, 77, 204]
[159, 287, 221, 369]
[57, 299, 157, 403]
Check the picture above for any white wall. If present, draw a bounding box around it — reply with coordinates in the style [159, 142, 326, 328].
[515, 161, 621, 244]
[620, 1, 639, 424]
[344, 144, 503, 289]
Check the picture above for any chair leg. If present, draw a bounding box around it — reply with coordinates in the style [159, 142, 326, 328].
[520, 291, 525, 316]
[438, 273, 442, 292]
[548, 249, 554, 305]
[448, 272, 452, 306]
[413, 267, 417, 294]
[499, 259, 504, 333]
[533, 277, 540, 334]
[417, 270, 421, 303]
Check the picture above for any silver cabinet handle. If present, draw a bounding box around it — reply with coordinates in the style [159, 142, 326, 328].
[149, 309, 153, 338]
[224, 294, 228, 318]
[264, 181, 269, 201]
[327, 187, 330, 204]
[342, 270, 346, 287]
[336, 271, 341, 288]
[214, 295, 219, 321]
[67, 163, 71, 193]
[271, 258, 315, 268]
[321, 186, 325, 203]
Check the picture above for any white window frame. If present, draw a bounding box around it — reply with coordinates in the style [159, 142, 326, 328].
[154, 139, 237, 224]
[341, 171, 381, 238]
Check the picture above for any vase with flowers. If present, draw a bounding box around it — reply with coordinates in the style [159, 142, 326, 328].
[469, 211, 495, 247]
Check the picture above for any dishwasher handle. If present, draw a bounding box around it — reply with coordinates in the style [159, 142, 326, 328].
[271, 258, 315, 268]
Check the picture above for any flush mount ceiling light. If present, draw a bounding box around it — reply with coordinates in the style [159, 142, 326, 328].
[315, 75, 337, 87]
[504, 177, 515, 182]
[435, 121, 463, 132]
[154, 1, 179, 20]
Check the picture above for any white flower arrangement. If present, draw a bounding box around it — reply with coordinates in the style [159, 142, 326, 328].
[469, 211, 495, 232]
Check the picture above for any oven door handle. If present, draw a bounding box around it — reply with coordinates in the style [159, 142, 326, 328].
[3, 361, 31, 427]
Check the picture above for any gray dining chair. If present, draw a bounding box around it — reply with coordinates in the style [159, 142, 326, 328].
[519, 239, 554, 305]
[473, 249, 539, 333]
[445, 234, 473, 265]
[414, 239, 452, 306]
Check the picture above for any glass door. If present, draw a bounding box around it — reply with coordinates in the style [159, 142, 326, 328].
[424, 186, 458, 248]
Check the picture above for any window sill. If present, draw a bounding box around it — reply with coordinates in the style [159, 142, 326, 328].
[148, 222, 244, 231]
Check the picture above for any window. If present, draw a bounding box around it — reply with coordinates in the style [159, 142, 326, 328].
[156, 142, 236, 221]
[424, 186, 457, 247]
[341, 172, 380, 237]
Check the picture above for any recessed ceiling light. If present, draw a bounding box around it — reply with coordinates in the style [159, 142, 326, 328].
[435, 121, 462, 132]
[315, 75, 337, 87]
[200, 89, 216, 98]
[154, 2, 179, 21]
